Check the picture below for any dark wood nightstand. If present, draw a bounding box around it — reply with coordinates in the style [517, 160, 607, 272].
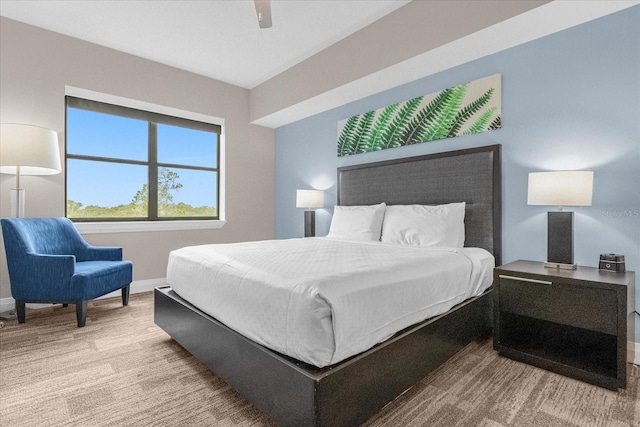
[493, 260, 635, 390]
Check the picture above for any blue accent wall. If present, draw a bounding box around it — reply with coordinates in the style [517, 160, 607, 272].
[275, 7, 639, 337]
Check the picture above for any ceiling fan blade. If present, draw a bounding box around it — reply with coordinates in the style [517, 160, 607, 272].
[254, 0, 272, 29]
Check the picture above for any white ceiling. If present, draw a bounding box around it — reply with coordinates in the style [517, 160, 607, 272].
[0, 0, 411, 89]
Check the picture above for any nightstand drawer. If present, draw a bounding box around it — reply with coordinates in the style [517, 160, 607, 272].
[498, 275, 617, 335]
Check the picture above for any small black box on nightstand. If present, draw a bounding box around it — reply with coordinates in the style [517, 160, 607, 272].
[599, 254, 625, 272]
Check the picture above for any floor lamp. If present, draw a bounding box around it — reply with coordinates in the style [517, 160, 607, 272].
[0, 124, 61, 323]
[527, 170, 594, 270]
[0, 123, 62, 328]
[0, 123, 61, 218]
[296, 189, 324, 237]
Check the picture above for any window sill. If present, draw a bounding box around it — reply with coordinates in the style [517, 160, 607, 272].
[74, 220, 226, 234]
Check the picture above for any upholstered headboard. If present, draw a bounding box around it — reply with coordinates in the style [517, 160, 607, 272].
[337, 144, 502, 265]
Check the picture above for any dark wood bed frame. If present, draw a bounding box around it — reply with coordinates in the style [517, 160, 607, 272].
[155, 144, 502, 426]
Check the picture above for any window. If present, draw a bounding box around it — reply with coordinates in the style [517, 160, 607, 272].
[65, 96, 221, 222]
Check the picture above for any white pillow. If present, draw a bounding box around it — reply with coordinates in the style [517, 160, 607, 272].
[327, 203, 386, 242]
[381, 203, 466, 247]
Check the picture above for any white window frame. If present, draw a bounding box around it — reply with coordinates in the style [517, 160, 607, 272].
[65, 86, 226, 234]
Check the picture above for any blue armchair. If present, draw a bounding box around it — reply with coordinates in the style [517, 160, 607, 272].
[1, 217, 133, 327]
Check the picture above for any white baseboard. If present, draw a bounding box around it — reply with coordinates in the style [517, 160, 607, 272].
[630, 341, 640, 366]
[0, 277, 167, 313]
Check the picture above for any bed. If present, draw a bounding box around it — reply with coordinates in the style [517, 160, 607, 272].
[155, 144, 502, 426]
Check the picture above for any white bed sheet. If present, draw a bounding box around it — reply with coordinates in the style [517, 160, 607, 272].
[167, 238, 494, 368]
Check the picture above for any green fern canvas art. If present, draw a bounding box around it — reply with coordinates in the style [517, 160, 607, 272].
[337, 74, 501, 157]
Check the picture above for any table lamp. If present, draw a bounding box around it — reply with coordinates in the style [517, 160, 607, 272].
[296, 189, 324, 237]
[527, 170, 594, 270]
[0, 123, 61, 217]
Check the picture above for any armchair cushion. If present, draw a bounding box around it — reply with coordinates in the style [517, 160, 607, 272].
[72, 260, 132, 301]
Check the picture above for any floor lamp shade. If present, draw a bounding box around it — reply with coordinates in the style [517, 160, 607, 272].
[0, 123, 62, 217]
[527, 171, 594, 269]
[296, 189, 324, 237]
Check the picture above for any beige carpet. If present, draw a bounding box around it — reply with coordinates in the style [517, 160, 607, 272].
[0, 291, 637, 426]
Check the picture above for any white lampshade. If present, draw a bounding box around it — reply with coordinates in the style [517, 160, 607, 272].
[0, 123, 61, 175]
[527, 171, 593, 208]
[296, 189, 324, 209]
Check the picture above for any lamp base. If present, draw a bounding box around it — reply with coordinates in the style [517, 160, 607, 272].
[544, 261, 577, 270]
[547, 211, 574, 266]
[304, 210, 316, 237]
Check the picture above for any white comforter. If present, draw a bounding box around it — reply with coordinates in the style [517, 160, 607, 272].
[167, 238, 494, 368]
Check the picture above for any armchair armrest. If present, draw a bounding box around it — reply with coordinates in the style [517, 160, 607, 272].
[8, 253, 77, 301]
[28, 253, 76, 278]
[79, 245, 123, 262]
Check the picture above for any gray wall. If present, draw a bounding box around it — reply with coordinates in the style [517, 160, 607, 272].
[0, 17, 275, 300]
